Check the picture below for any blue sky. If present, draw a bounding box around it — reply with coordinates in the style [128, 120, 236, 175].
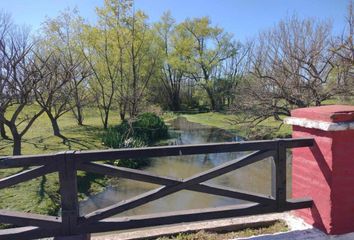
[0, 0, 349, 41]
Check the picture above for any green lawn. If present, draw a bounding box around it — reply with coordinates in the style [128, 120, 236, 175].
[182, 112, 292, 139]
[0, 107, 118, 218]
[157, 220, 288, 240]
[0, 107, 120, 156]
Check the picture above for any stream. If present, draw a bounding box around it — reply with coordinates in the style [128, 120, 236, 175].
[79, 117, 291, 217]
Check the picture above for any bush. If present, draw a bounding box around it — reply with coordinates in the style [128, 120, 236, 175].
[130, 112, 169, 144]
[102, 113, 169, 169]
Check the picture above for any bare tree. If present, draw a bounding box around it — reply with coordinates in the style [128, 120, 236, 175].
[0, 11, 12, 140]
[34, 52, 73, 140]
[237, 15, 344, 122]
[331, 1, 354, 97]
[0, 25, 45, 155]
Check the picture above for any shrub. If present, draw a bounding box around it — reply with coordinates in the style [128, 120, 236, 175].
[131, 112, 169, 144]
[102, 113, 169, 169]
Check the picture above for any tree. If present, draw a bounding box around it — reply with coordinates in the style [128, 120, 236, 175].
[0, 11, 12, 140]
[237, 15, 345, 122]
[122, 7, 159, 117]
[33, 52, 72, 140]
[0, 25, 45, 155]
[154, 12, 186, 111]
[80, 0, 132, 127]
[85, 0, 159, 124]
[178, 17, 237, 111]
[331, 1, 354, 97]
[35, 9, 91, 139]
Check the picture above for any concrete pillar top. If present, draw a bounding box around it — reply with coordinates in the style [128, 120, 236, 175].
[284, 105, 354, 131]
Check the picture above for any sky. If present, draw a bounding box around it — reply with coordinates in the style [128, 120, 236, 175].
[0, 0, 350, 41]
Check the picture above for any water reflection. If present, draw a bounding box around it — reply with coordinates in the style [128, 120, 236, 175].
[79, 117, 277, 217]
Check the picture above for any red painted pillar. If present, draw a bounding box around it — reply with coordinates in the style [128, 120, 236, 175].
[285, 105, 354, 235]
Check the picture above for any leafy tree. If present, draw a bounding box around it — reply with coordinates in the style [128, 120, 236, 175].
[177, 17, 237, 111]
[154, 12, 187, 111]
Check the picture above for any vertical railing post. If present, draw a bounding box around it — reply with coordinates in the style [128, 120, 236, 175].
[55, 151, 90, 240]
[275, 140, 287, 211]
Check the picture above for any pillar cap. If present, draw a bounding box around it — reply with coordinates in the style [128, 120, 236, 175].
[291, 105, 354, 123]
[285, 105, 354, 131]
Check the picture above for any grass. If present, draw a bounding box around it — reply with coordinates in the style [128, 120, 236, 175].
[156, 220, 288, 240]
[182, 112, 292, 140]
[0, 106, 119, 217]
[0, 106, 120, 156]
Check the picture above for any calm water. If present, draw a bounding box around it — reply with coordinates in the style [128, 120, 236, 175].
[79, 117, 290, 217]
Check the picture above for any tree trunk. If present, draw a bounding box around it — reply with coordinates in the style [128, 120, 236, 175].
[0, 111, 10, 140]
[205, 87, 218, 111]
[47, 112, 61, 137]
[76, 105, 84, 126]
[9, 127, 21, 155]
[46, 112, 66, 141]
[119, 101, 127, 122]
[0, 121, 9, 140]
[120, 112, 125, 122]
[103, 110, 109, 129]
[170, 92, 181, 111]
[13, 135, 21, 156]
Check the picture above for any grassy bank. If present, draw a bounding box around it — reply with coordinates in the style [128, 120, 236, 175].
[157, 220, 288, 240]
[182, 112, 292, 139]
[0, 107, 119, 218]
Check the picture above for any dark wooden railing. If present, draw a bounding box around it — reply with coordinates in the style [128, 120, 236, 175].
[0, 138, 314, 240]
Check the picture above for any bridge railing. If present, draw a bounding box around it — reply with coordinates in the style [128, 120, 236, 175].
[0, 138, 314, 240]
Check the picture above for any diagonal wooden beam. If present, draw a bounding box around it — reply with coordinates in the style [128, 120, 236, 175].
[78, 162, 275, 204]
[77, 162, 178, 186]
[81, 150, 274, 224]
[0, 163, 57, 189]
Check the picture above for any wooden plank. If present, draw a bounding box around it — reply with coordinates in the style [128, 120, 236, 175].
[78, 162, 275, 204]
[58, 151, 80, 235]
[77, 203, 270, 233]
[0, 209, 61, 228]
[0, 226, 61, 240]
[74, 138, 313, 162]
[275, 141, 287, 211]
[190, 183, 275, 204]
[0, 138, 313, 168]
[82, 150, 274, 224]
[285, 198, 313, 209]
[0, 154, 55, 169]
[77, 162, 178, 186]
[0, 164, 57, 189]
[77, 198, 312, 234]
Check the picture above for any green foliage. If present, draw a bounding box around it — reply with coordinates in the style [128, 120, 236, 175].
[103, 112, 169, 148]
[131, 112, 169, 144]
[102, 113, 169, 168]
